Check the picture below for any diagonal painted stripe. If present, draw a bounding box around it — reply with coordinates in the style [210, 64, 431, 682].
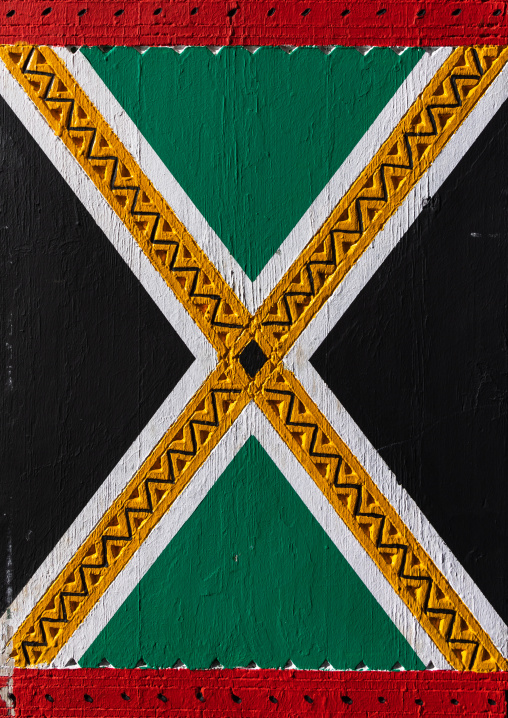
[0, 51, 215, 659]
[0, 45, 250, 359]
[10, 364, 249, 668]
[0, 47, 456, 658]
[256, 46, 508, 358]
[3, 43, 506, 672]
[56, 404, 446, 670]
[251, 48, 453, 310]
[286, 57, 508, 661]
[54, 47, 451, 313]
[256, 367, 508, 672]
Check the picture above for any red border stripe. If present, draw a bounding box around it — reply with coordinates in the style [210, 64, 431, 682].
[8, 669, 508, 717]
[0, 0, 507, 46]
[0, 675, 9, 718]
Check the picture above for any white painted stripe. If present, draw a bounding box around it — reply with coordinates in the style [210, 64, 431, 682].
[0, 45, 492, 669]
[253, 407, 449, 670]
[0, 53, 212, 362]
[287, 61, 508, 660]
[57, 404, 254, 667]
[252, 47, 453, 309]
[290, 362, 508, 662]
[56, 403, 447, 670]
[0, 55, 216, 657]
[53, 46, 255, 311]
[55, 47, 451, 312]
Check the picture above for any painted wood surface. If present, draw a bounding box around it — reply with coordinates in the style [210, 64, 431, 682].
[0, 36, 507, 714]
[1, 1, 508, 46]
[4, 669, 508, 717]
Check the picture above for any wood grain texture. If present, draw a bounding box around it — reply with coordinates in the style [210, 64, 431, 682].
[7, 668, 508, 717]
[0, 91, 194, 616]
[0, 0, 508, 46]
[311, 93, 508, 626]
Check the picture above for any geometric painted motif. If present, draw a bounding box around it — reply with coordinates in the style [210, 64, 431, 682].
[0, 89, 194, 618]
[0, 42, 507, 683]
[311, 95, 508, 625]
[80, 437, 424, 670]
[80, 46, 424, 279]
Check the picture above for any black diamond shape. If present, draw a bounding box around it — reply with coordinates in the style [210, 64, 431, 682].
[239, 340, 268, 378]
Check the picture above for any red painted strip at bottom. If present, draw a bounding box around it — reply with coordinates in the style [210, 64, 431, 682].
[9, 669, 508, 717]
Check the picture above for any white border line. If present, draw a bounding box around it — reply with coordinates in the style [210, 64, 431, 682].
[252, 47, 452, 309]
[56, 403, 446, 669]
[287, 60, 508, 659]
[54, 47, 451, 312]
[0, 55, 216, 656]
[53, 46, 254, 310]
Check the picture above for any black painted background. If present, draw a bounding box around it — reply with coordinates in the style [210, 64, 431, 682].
[0, 94, 194, 613]
[312, 96, 508, 623]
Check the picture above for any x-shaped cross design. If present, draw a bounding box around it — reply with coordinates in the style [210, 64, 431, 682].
[2, 43, 507, 672]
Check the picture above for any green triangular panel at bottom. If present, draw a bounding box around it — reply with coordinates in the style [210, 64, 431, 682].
[80, 437, 424, 670]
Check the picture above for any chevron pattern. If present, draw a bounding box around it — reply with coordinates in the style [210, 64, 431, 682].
[0, 45, 250, 358]
[257, 367, 507, 672]
[13, 365, 249, 667]
[160, 388, 243, 483]
[259, 45, 507, 357]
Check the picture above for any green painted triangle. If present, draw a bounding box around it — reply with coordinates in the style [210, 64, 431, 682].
[80, 437, 424, 670]
[81, 47, 423, 279]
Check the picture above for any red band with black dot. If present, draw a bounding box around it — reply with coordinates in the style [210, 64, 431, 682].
[0, 0, 507, 46]
[4, 668, 508, 717]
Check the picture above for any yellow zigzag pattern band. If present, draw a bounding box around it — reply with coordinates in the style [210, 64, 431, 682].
[256, 368, 507, 672]
[3, 44, 507, 670]
[0, 45, 251, 360]
[257, 46, 508, 358]
[12, 363, 250, 667]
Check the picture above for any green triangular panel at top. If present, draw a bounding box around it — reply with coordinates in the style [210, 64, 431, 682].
[82, 47, 423, 279]
[80, 437, 424, 670]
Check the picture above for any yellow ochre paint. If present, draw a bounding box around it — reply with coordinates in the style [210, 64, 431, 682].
[0, 45, 251, 360]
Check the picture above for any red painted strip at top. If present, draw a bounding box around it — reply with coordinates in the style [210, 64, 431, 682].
[9, 669, 508, 717]
[0, 0, 507, 46]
